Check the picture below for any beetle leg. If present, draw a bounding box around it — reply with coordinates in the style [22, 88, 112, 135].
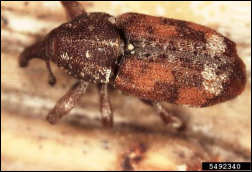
[45, 60, 56, 86]
[46, 81, 89, 124]
[142, 100, 182, 128]
[98, 84, 113, 129]
[61, 1, 86, 19]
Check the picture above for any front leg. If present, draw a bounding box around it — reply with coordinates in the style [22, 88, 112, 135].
[61, 1, 86, 19]
[99, 84, 113, 129]
[142, 100, 183, 128]
[47, 81, 89, 124]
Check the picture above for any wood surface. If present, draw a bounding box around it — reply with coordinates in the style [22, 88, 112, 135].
[1, 1, 251, 171]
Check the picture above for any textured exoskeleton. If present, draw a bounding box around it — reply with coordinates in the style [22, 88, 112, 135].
[19, 2, 246, 128]
[114, 13, 246, 107]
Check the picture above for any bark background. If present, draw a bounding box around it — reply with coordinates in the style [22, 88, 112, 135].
[1, 1, 251, 171]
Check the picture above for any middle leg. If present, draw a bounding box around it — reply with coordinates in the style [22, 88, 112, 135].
[98, 83, 113, 129]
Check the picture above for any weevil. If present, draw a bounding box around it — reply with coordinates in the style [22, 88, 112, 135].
[19, 1, 246, 129]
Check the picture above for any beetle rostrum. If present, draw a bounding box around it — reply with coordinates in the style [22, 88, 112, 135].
[19, 1, 246, 128]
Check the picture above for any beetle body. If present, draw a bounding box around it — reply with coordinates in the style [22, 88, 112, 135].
[43, 12, 246, 107]
[19, 2, 247, 128]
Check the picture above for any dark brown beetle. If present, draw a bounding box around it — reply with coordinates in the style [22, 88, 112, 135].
[19, 1, 246, 129]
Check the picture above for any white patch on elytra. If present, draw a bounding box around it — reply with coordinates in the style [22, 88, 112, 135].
[202, 63, 229, 96]
[206, 34, 226, 57]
